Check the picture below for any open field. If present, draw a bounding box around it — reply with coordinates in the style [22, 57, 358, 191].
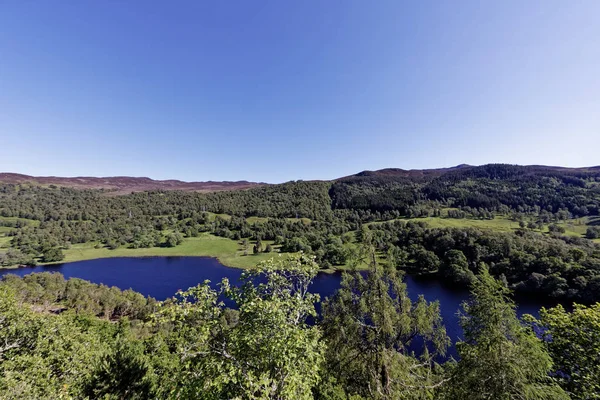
[407, 216, 519, 232]
[0, 216, 40, 227]
[371, 215, 600, 243]
[242, 216, 312, 224]
[54, 234, 359, 272]
[369, 215, 520, 232]
[0, 236, 11, 248]
[3, 215, 598, 271]
[552, 217, 592, 237]
[53, 233, 278, 269]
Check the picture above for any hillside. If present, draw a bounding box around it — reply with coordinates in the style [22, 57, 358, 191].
[343, 164, 600, 180]
[1, 163, 600, 399]
[330, 164, 600, 214]
[3, 164, 599, 194]
[0, 172, 262, 194]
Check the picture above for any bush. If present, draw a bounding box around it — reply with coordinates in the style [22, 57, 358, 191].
[42, 247, 64, 263]
[586, 227, 600, 239]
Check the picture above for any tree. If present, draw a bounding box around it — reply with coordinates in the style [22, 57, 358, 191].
[531, 303, 600, 399]
[519, 220, 527, 229]
[0, 288, 116, 398]
[323, 240, 346, 265]
[549, 224, 566, 234]
[253, 237, 263, 254]
[164, 233, 182, 247]
[586, 226, 600, 239]
[440, 249, 474, 285]
[155, 254, 325, 399]
[320, 249, 449, 399]
[82, 324, 156, 399]
[410, 246, 440, 274]
[42, 247, 64, 263]
[442, 265, 568, 399]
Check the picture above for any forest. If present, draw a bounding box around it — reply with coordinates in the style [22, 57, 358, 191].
[1, 164, 600, 398]
[1, 254, 599, 399]
[1, 164, 599, 302]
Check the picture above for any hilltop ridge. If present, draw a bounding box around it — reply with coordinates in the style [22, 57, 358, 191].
[0, 173, 263, 194]
[2, 164, 600, 194]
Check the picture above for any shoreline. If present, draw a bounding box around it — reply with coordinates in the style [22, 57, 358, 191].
[1, 233, 350, 273]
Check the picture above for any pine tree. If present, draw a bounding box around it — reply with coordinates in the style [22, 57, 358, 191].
[442, 265, 568, 399]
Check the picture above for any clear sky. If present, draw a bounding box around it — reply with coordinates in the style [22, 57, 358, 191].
[1, 1, 598, 183]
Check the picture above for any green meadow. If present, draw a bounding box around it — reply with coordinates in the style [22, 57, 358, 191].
[54, 233, 277, 269]
[371, 215, 599, 242]
[2, 215, 598, 271]
[393, 215, 519, 232]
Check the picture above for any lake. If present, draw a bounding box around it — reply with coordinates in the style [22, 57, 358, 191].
[0, 256, 552, 357]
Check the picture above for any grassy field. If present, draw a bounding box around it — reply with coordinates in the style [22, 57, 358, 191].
[0, 216, 40, 227]
[207, 213, 310, 225]
[409, 216, 519, 231]
[245, 216, 311, 225]
[551, 217, 588, 237]
[54, 233, 278, 269]
[207, 212, 232, 221]
[0, 236, 11, 248]
[371, 215, 600, 243]
[370, 215, 520, 232]
[3, 215, 598, 271]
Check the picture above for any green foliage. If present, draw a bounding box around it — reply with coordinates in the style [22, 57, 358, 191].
[164, 232, 183, 247]
[0, 272, 156, 320]
[442, 266, 568, 399]
[331, 164, 600, 217]
[532, 303, 600, 399]
[440, 249, 475, 285]
[368, 220, 600, 302]
[321, 248, 449, 399]
[153, 254, 325, 399]
[41, 246, 64, 262]
[2, 166, 599, 303]
[82, 326, 156, 399]
[1, 166, 600, 397]
[0, 288, 117, 399]
[1, 254, 597, 399]
[586, 226, 600, 239]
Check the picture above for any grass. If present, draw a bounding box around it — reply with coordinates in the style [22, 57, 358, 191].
[246, 216, 269, 224]
[246, 216, 311, 224]
[4, 214, 598, 271]
[209, 213, 232, 221]
[549, 217, 589, 237]
[54, 233, 278, 269]
[370, 215, 600, 243]
[206, 213, 310, 225]
[370, 215, 520, 232]
[0, 236, 11, 248]
[0, 216, 40, 227]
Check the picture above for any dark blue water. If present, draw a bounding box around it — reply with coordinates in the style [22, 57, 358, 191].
[0, 257, 549, 357]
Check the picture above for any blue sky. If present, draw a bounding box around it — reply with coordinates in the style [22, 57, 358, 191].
[1, 1, 598, 183]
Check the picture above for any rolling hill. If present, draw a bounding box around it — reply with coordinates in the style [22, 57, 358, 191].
[0, 173, 263, 194]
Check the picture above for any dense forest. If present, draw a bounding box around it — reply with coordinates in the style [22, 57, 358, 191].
[0, 255, 600, 400]
[1, 164, 600, 398]
[1, 254, 599, 399]
[1, 164, 599, 302]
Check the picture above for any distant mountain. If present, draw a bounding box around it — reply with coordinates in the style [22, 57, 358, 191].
[344, 164, 472, 180]
[0, 173, 263, 194]
[2, 164, 599, 195]
[341, 164, 599, 180]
